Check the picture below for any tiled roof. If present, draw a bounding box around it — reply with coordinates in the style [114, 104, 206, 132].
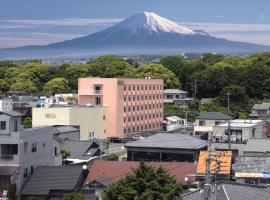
[196, 151, 232, 175]
[21, 166, 83, 196]
[235, 156, 270, 175]
[243, 138, 270, 153]
[252, 103, 270, 110]
[182, 182, 270, 200]
[0, 110, 23, 117]
[84, 160, 196, 186]
[196, 112, 232, 120]
[164, 89, 188, 94]
[125, 133, 207, 150]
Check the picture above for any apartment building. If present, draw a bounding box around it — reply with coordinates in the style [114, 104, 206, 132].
[0, 111, 55, 196]
[78, 78, 164, 137]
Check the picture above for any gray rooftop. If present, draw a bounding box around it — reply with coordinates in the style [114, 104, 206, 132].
[0, 166, 18, 176]
[61, 140, 99, 159]
[244, 139, 270, 153]
[235, 156, 270, 174]
[164, 89, 188, 94]
[125, 133, 207, 150]
[196, 112, 233, 120]
[182, 182, 270, 200]
[21, 166, 83, 195]
[252, 102, 270, 110]
[0, 110, 23, 117]
[53, 125, 80, 134]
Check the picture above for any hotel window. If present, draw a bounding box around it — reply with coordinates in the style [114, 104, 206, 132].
[150, 85, 152, 90]
[133, 127, 135, 132]
[141, 105, 143, 110]
[95, 97, 101, 105]
[137, 116, 139, 120]
[145, 105, 147, 110]
[124, 96, 126, 101]
[141, 96, 144, 100]
[133, 117, 135, 121]
[133, 85, 135, 90]
[153, 85, 155, 90]
[137, 96, 140, 100]
[124, 128, 126, 134]
[128, 86, 131, 91]
[128, 128, 130, 133]
[146, 85, 148, 90]
[124, 107, 126, 112]
[133, 107, 135, 111]
[129, 96, 131, 101]
[146, 96, 148, 100]
[133, 96, 135, 101]
[124, 86, 126, 91]
[141, 116, 143, 120]
[137, 106, 139, 111]
[145, 125, 147, 130]
[128, 117, 130, 122]
[94, 85, 101, 94]
[124, 117, 126, 123]
[141, 85, 143, 90]
[137, 85, 140, 90]
[141, 125, 143, 130]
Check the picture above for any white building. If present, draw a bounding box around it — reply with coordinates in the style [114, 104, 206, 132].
[0, 111, 56, 196]
[213, 119, 266, 143]
[165, 116, 187, 132]
[164, 89, 192, 109]
[0, 99, 13, 112]
[193, 112, 233, 138]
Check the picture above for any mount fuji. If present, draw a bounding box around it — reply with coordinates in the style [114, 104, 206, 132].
[1, 12, 270, 59]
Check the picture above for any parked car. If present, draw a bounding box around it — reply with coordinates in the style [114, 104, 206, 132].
[133, 135, 144, 140]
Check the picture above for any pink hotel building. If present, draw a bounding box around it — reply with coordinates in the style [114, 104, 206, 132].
[78, 78, 164, 137]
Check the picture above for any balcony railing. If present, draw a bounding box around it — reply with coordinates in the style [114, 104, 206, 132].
[94, 90, 102, 94]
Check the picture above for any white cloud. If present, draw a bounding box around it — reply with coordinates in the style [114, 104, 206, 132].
[0, 32, 85, 49]
[182, 22, 270, 32]
[0, 18, 123, 28]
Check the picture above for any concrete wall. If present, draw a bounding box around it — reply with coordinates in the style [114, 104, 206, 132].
[194, 119, 228, 134]
[32, 106, 108, 140]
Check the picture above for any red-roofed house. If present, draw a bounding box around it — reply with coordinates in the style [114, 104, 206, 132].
[82, 160, 196, 199]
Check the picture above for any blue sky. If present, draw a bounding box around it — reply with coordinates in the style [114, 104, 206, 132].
[0, 0, 270, 48]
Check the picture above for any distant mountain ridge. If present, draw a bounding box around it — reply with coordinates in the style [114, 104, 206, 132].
[1, 12, 270, 60]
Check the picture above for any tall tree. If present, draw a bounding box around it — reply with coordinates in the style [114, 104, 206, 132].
[43, 78, 70, 94]
[102, 162, 183, 200]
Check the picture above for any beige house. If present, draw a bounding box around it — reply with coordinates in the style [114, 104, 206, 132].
[193, 112, 233, 139]
[32, 105, 108, 140]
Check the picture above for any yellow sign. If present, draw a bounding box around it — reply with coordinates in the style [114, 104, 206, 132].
[45, 113, 56, 118]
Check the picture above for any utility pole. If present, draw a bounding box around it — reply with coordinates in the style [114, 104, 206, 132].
[227, 92, 230, 111]
[204, 132, 212, 200]
[194, 79, 197, 99]
[228, 120, 231, 151]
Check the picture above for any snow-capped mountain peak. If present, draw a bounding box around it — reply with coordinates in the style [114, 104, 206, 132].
[112, 12, 195, 35]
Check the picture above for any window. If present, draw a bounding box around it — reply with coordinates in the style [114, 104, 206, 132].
[124, 117, 126, 123]
[128, 107, 131, 112]
[0, 121, 6, 130]
[137, 85, 140, 90]
[133, 86, 135, 90]
[124, 107, 126, 112]
[24, 142, 28, 153]
[141, 85, 143, 90]
[94, 85, 102, 94]
[43, 143, 45, 148]
[133, 96, 135, 101]
[252, 128, 256, 138]
[23, 168, 28, 178]
[133, 107, 135, 111]
[55, 147, 57, 156]
[128, 86, 131, 91]
[31, 143, 37, 153]
[124, 86, 126, 91]
[95, 97, 101, 105]
[129, 96, 131, 101]
[215, 121, 222, 125]
[31, 166, 34, 175]
[14, 119, 18, 132]
[103, 115, 106, 120]
[124, 96, 126, 101]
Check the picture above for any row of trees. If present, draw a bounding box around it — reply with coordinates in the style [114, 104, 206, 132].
[0, 56, 180, 95]
[1, 52, 270, 113]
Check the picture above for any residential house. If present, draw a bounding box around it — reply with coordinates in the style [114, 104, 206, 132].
[193, 112, 233, 139]
[182, 181, 270, 200]
[83, 160, 196, 199]
[32, 104, 108, 140]
[250, 102, 270, 119]
[0, 111, 56, 196]
[0, 99, 13, 112]
[165, 116, 187, 132]
[212, 119, 265, 144]
[125, 133, 207, 162]
[235, 138, 270, 185]
[21, 165, 89, 200]
[163, 89, 192, 109]
[78, 78, 164, 137]
[196, 151, 232, 183]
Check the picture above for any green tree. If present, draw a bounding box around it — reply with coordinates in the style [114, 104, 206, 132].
[135, 63, 180, 89]
[88, 55, 135, 78]
[0, 79, 10, 93]
[102, 162, 182, 200]
[22, 117, 32, 128]
[43, 78, 70, 94]
[62, 192, 84, 200]
[10, 80, 37, 93]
